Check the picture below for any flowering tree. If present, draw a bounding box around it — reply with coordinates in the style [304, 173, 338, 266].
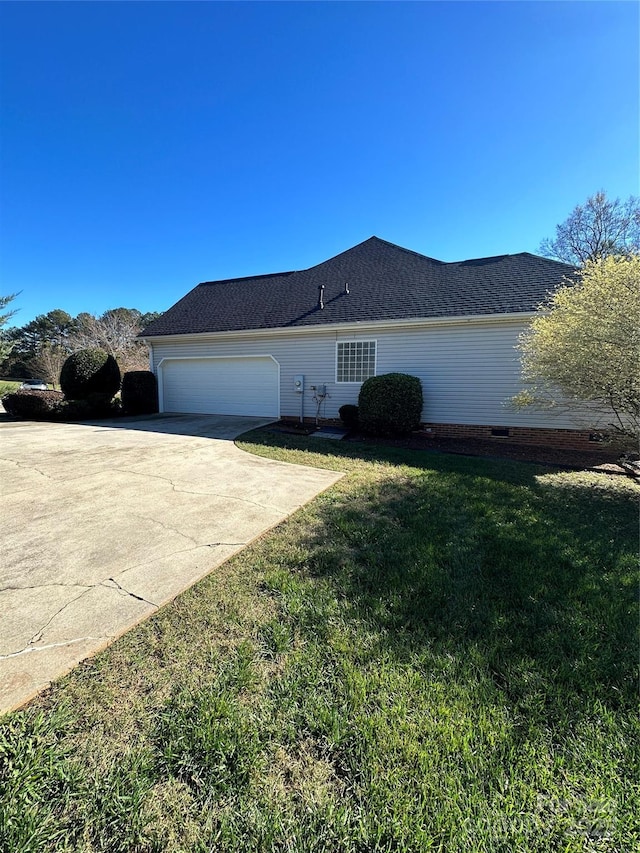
[513, 255, 640, 442]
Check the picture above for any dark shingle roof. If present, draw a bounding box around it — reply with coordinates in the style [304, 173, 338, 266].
[141, 237, 576, 337]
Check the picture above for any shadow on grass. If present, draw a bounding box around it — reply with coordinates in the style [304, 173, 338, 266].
[246, 429, 639, 720]
[2, 429, 636, 852]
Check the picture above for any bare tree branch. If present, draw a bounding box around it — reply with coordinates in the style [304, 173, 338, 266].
[71, 309, 149, 372]
[538, 191, 640, 266]
[29, 344, 68, 389]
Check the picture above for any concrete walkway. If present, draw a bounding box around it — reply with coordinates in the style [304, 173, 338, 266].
[0, 414, 342, 713]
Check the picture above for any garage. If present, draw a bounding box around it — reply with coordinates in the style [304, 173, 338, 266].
[159, 356, 279, 417]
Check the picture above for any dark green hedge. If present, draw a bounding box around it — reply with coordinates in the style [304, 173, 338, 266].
[60, 394, 121, 420]
[358, 373, 423, 436]
[121, 371, 158, 415]
[60, 349, 121, 400]
[1, 390, 64, 419]
[1, 390, 122, 421]
[338, 404, 359, 430]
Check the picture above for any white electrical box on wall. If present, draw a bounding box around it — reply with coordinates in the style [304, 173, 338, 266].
[294, 374, 304, 393]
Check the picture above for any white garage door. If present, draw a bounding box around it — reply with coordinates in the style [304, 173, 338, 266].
[160, 356, 279, 417]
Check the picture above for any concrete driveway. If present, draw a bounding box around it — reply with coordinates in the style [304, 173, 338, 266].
[0, 414, 342, 713]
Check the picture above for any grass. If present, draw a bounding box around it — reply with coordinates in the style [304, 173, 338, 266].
[0, 380, 20, 397]
[1, 431, 638, 852]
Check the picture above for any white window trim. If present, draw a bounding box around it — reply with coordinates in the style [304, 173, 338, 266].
[335, 339, 377, 384]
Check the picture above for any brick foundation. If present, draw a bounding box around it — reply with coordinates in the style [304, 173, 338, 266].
[282, 416, 606, 451]
[417, 423, 603, 451]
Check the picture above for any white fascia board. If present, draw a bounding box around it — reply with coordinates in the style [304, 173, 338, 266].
[142, 311, 540, 344]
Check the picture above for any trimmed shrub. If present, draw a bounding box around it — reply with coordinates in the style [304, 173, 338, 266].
[121, 371, 159, 415]
[1, 390, 64, 419]
[338, 404, 359, 430]
[60, 349, 121, 401]
[358, 373, 423, 436]
[1, 390, 121, 421]
[58, 394, 122, 421]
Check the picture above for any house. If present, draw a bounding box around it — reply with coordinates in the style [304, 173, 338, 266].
[141, 236, 595, 449]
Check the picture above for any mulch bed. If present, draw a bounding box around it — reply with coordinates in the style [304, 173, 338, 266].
[345, 431, 628, 472]
[269, 420, 632, 474]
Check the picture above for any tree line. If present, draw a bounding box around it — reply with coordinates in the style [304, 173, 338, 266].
[0, 307, 162, 388]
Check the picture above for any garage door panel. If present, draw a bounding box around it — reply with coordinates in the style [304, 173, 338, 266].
[161, 357, 279, 417]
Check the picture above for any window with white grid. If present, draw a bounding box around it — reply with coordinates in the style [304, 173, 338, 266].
[336, 341, 376, 383]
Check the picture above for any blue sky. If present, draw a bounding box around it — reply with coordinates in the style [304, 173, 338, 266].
[1, 1, 638, 327]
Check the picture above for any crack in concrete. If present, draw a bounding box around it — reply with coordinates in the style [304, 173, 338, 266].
[0, 635, 112, 660]
[0, 544, 241, 599]
[0, 456, 54, 482]
[0, 456, 112, 493]
[101, 577, 158, 609]
[3, 576, 156, 659]
[106, 540, 249, 580]
[0, 582, 92, 594]
[24, 586, 94, 650]
[129, 513, 200, 548]
[1, 463, 310, 664]
[113, 468, 288, 514]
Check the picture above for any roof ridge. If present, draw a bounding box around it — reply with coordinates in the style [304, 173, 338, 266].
[300, 237, 379, 271]
[366, 236, 444, 264]
[300, 235, 445, 271]
[199, 270, 295, 287]
[198, 245, 576, 289]
[141, 236, 578, 339]
[518, 252, 578, 269]
[442, 250, 578, 267]
[444, 253, 512, 265]
[376, 239, 577, 269]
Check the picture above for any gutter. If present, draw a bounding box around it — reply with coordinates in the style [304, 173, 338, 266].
[141, 311, 540, 345]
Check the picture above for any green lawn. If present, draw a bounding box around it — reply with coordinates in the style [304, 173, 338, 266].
[1, 431, 638, 852]
[0, 380, 20, 396]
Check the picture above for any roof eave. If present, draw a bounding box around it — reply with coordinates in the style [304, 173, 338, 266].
[141, 310, 540, 342]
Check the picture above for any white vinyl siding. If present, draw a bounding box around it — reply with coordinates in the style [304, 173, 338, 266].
[147, 317, 599, 430]
[336, 340, 376, 383]
[160, 356, 279, 417]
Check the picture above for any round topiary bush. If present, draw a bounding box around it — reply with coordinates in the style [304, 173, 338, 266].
[60, 348, 121, 401]
[338, 404, 359, 430]
[358, 373, 423, 436]
[121, 370, 159, 415]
